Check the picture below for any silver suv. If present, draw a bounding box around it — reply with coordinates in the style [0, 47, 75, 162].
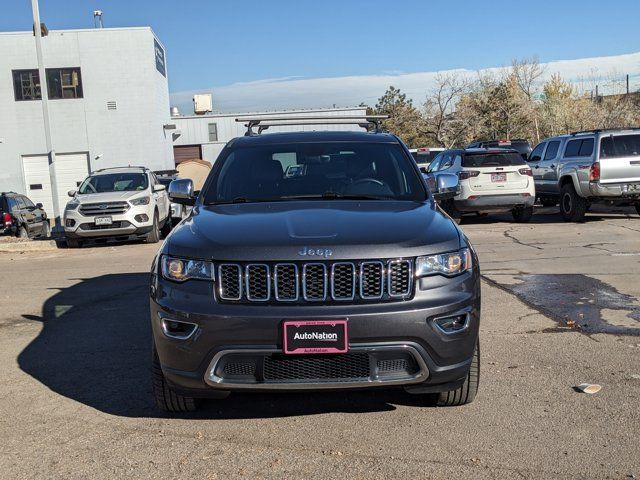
[528, 128, 640, 221]
[63, 167, 171, 247]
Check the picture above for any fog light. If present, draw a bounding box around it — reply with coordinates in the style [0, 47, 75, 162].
[434, 314, 469, 334]
[65, 219, 76, 227]
[161, 318, 198, 340]
[134, 214, 149, 223]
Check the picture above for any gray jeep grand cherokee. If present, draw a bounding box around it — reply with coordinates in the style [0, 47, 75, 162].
[150, 121, 480, 412]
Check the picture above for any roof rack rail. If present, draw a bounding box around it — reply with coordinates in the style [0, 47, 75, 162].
[93, 165, 149, 173]
[570, 127, 640, 136]
[235, 115, 390, 136]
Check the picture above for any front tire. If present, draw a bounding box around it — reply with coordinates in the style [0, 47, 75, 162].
[434, 342, 480, 407]
[512, 205, 533, 223]
[66, 238, 81, 248]
[635, 204, 640, 216]
[152, 344, 198, 413]
[160, 216, 172, 238]
[18, 225, 29, 239]
[560, 183, 587, 222]
[145, 212, 160, 243]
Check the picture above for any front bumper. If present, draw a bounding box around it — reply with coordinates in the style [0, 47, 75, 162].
[64, 205, 154, 239]
[150, 266, 480, 396]
[455, 193, 535, 212]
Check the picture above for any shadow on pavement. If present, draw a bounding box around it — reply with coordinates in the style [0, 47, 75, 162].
[18, 273, 429, 418]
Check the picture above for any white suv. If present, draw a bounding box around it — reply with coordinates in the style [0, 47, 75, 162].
[63, 167, 171, 247]
[426, 148, 536, 222]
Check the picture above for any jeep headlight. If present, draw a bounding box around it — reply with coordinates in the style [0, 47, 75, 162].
[415, 248, 472, 277]
[65, 199, 79, 211]
[130, 196, 151, 206]
[161, 256, 214, 282]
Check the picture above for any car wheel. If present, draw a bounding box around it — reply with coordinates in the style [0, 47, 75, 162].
[145, 212, 160, 243]
[152, 343, 198, 413]
[636, 204, 640, 216]
[442, 200, 462, 225]
[560, 183, 587, 222]
[433, 342, 480, 407]
[539, 196, 557, 207]
[18, 225, 29, 239]
[512, 206, 533, 223]
[160, 216, 172, 238]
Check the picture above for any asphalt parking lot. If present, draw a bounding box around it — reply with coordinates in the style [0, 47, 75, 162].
[1, 206, 639, 479]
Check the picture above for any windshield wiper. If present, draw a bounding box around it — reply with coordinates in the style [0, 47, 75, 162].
[283, 192, 389, 201]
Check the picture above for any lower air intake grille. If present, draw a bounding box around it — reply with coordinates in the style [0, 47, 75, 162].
[263, 353, 370, 382]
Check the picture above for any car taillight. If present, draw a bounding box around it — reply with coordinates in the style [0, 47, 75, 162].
[459, 170, 480, 180]
[2, 212, 12, 226]
[589, 162, 600, 182]
[519, 167, 533, 176]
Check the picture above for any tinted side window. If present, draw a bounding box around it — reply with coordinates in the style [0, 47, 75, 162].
[15, 197, 27, 210]
[544, 141, 561, 160]
[427, 154, 442, 173]
[578, 139, 594, 157]
[439, 153, 454, 170]
[7, 198, 19, 212]
[22, 196, 35, 208]
[529, 143, 545, 162]
[600, 135, 640, 158]
[564, 140, 582, 157]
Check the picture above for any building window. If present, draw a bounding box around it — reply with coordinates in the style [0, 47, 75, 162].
[13, 69, 41, 101]
[46, 68, 83, 99]
[208, 123, 218, 142]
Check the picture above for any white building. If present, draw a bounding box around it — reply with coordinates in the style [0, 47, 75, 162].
[171, 107, 368, 165]
[0, 27, 174, 217]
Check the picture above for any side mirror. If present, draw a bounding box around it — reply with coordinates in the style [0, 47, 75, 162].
[432, 173, 460, 201]
[67, 189, 76, 197]
[153, 184, 166, 192]
[168, 178, 195, 206]
[36, 203, 43, 209]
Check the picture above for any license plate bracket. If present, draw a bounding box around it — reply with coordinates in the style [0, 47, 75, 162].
[95, 216, 113, 226]
[283, 320, 348, 355]
[491, 173, 507, 182]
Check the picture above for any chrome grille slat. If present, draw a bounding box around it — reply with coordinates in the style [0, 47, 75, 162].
[331, 262, 356, 300]
[274, 264, 299, 301]
[217, 259, 412, 303]
[388, 259, 413, 298]
[302, 263, 327, 301]
[360, 261, 384, 299]
[79, 201, 129, 216]
[245, 264, 270, 301]
[218, 264, 242, 300]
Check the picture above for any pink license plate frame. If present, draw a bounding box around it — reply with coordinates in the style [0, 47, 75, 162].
[283, 320, 349, 355]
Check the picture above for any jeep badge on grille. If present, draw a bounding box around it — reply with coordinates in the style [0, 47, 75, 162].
[298, 246, 333, 258]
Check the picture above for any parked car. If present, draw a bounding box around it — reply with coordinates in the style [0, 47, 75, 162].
[528, 128, 640, 221]
[150, 121, 480, 413]
[409, 147, 445, 172]
[467, 139, 532, 161]
[1, 192, 49, 239]
[156, 174, 191, 227]
[426, 148, 536, 222]
[63, 166, 171, 247]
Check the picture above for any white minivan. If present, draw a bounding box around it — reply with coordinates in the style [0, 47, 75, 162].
[426, 148, 536, 222]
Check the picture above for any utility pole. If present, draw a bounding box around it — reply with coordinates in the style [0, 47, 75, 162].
[31, 0, 62, 234]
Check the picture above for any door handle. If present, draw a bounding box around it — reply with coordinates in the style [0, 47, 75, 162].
[533, 165, 540, 169]
[549, 164, 555, 169]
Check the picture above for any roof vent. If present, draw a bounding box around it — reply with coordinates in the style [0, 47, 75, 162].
[107, 101, 117, 110]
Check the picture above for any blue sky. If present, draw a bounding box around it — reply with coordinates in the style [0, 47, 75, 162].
[2, 0, 639, 91]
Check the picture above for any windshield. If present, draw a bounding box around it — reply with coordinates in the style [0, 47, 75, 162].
[600, 135, 640, 159]
[78, 173, 148, 194]
[411, 151, 440, 165]
[462, 152, 526, 168]
[202, 142, 426, 204]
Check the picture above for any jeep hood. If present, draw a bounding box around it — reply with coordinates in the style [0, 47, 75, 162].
[166, 201, 461, 261]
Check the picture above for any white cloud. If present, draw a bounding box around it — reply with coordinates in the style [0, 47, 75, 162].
[170, 52, 640, 113]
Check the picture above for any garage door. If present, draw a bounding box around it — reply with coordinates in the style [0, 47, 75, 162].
[173, 145, 202, 165]
[22, 153, 90, 218]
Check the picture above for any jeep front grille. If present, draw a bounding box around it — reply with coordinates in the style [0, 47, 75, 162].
[79, 201, 129, 216]
[216, 259, 413, 304]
